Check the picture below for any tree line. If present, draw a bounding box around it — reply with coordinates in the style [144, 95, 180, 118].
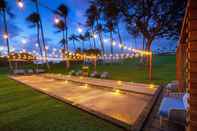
[0, 0, 186, 69]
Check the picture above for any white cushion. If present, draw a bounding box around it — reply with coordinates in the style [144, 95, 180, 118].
[183, 93, 189, 109]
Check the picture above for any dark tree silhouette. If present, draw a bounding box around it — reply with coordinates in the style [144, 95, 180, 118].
[30, 0, 49, 68]
[86, 3, 105, 54]
[78, 34, 86, 51]
[56, 4, 69, 51]
[54, 19, 67, 50]
[26, 13, 43, 58]
[0, 0, 14, 69]
[69, 34, 78, 51]
[120, 0, 186, 51]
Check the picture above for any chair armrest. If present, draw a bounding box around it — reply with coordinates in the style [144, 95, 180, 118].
[169, 109, 186, 125]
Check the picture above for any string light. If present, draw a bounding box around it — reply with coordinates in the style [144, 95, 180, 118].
[77, 27, 83, 33]
[16, 0, 24, 8]
[112, 41, 116, 46]
[93, 34, 97, 38]
[35, 43, 39, 47]
[54, 16, 60, 24]
[3, 33, 8, 39]
[22, 39, 27, 44]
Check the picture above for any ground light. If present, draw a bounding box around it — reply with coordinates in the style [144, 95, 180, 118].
[115, 89, 120, 94]
[84, 84, 88, 88]
[80, 76, 84, 80]
[149, 84, 155, 89]
[65, 80, 68, 84]
[117, 80, 123, 86]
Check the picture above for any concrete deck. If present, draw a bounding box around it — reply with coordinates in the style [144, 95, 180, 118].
[10, 75, 161, 130]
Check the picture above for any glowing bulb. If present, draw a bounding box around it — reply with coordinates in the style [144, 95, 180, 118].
[149, 84, 155, 89]
[22, 39, 27, 44]
[115, 89, 120, 94]
[112, 41, 116, 46]
[17, 0, 24, 8]
[3, 33, 8, 39]
[54, 17, 60, 24]
[93, 34, 97, 38]
[80, 76, 83, 80]
[65, 80, 68, 84]
[45, 46, 49, 50]
[35, 43, 39, 47]
[117, 80, 122, 86]
[78, 28, 83, 33]
[104, 38, 109, 43]
[84, 84, 88, 88]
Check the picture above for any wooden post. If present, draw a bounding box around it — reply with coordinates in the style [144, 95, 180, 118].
[148, 52, 152, 81]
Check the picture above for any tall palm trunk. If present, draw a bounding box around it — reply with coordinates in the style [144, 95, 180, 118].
[64, 17, 68, 51]
[36, 24, 43, 57]
[82, 41, 84, 51]
[117, 24, 123, 53]
[62, 30, 66, 50]
[88, 37, 92, 49]
[110, 32, 113, 55]
[96, 20, 105, 54]
[72, 40, 76, 50]
[35, 0, 49, 69]
[2, 9, 12, 70]
[91, 27, 96, 49]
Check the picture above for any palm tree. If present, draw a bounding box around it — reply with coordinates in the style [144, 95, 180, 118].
[56, 4, 69, 51]
[101, 0, 124, 52]
[86, 3, 105, 54]
[86, 17, 96, 49]
[78, 34, 86, 51]
[84, 31, 93, 49]
[0, 0, 13, 70]
[69, 34, 78, 51]
[30, 0, 49, 69]
[54, 19, 67, 51]
[105, 21, 115, 55]
[26, 13, 43, 58]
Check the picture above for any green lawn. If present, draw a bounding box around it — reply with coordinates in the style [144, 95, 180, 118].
[0, 55, 175, 131]
[49, 55, 176, 85]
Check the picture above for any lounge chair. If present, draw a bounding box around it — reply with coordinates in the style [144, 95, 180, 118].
[68, 70, 76, 75]
[75, 70, 82, 76]
[90, 71, 100, 78]
[35, 69, 45, 73]
[158, 93, 188, 128]
[166, 81, 179, 94]
[100, 72, 111, 79]
[13, 69, 26, 75]
[27, 69, 34, 74]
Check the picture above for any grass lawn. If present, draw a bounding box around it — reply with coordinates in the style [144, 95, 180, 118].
[0, 68, 123, 131]
[49, 55, 176, 85]
[0, 55, 175, 131]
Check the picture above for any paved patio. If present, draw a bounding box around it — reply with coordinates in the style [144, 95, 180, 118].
[10, 75, 161, 130]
